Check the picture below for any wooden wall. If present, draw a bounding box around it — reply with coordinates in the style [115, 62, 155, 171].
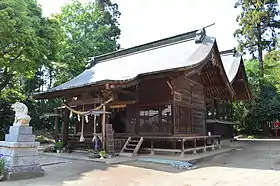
[191, 85, 206, 135]
[172, 75, 206, 135]
[68, 74, 206, 137]
[125, 104, 137, 133]
[138, 78, 172, 105]
[137, 78, 173, 134]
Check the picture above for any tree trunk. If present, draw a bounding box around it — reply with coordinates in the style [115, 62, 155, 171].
[257, 24, 269, 136]
[256, 24, 264, 78]
[257, 42, 264, 78]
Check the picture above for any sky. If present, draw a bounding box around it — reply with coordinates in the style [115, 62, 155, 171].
[38, 0, 240, 51]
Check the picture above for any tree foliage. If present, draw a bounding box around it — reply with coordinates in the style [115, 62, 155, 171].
[0, 0, 62, 93]
[0, 0, 122, 140]
[54, 0, 121, 85]
[234, 0, 280, 77]
[233, 50, 280, 135]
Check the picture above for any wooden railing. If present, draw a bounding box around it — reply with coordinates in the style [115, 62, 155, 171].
[140, 135, 221, 157]
[64, 133, 221, 156]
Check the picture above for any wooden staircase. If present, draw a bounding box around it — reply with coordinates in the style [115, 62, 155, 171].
[119, 137, 144, 157]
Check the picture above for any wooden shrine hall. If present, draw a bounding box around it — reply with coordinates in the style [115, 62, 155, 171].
[33, 27, 251, 156]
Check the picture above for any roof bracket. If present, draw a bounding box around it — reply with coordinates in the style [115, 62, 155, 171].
[195, 28, 206, 44]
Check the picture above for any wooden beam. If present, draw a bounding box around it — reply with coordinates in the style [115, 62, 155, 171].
[166, 80, 173, 91]
[114, 100, 137, 105]
[110, 104, 126, 109]
[68, 98, 103, 106]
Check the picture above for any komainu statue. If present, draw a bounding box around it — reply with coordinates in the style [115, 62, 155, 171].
[11, 102, 31, 126]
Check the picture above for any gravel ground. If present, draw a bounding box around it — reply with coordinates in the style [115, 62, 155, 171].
[2, 141, 280, 186]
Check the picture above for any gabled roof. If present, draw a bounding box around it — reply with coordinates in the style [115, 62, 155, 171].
[220, 49, 251, 100]
[34, 28, 217, 97]
[220, 49, 242, 82]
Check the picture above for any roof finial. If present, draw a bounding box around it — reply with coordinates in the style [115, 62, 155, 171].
[88, 57, 96, 68]
[195, 28, 206, 43]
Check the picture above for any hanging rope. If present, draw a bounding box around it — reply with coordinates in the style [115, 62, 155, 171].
[61, 98, 113, 116]
[62, 97, 113, 142]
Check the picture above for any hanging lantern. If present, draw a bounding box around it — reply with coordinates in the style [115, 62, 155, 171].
[69, 111, 72, 118]
[85, 115, 89, 123]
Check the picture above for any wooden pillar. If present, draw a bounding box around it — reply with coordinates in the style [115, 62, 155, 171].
[220, 99, 224, 120]
[102, 105, 106, 150]
[190, 86, 194, 132]
[180, 139, 185, 157]
[172, 102, 176, 135]
[193, 138, 197, 154]
[136, 83, 139, 135]
[218, 137, 221, 149]
[62, 108, 70, 145]
[212, 137, 215, 151]
[54, 108, 59, 135]
[229, 101, 233, 121]
[211, 99, 215, 119]
[225, 101, 230, 121]
[150, 139, 154, 155]
[215, 98, 220, 120]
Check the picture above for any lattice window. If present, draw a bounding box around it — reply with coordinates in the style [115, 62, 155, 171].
[139, 104, 172, 133]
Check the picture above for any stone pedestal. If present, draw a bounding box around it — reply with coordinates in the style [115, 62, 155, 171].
[0, 126, 44, 180]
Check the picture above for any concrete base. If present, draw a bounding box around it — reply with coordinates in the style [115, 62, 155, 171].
[5, 167, 44, 181]
[0, 126, 44, 180]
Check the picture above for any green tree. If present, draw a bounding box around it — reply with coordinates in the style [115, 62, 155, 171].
[0, 0, 62, 93]
[55, 0, 121, 85]
[233, 50, 280, 135]
[234, 0, 280, 78]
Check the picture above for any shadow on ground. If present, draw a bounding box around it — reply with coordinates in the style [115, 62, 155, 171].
[1, 161, 114, 186]
[200, 141, 280, 171]
[124, 141, 280, 173]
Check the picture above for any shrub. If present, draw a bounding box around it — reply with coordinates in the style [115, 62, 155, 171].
[247, 135, 256, 139]
[54, 141, 64, 150]
[99, 151, 107, 157]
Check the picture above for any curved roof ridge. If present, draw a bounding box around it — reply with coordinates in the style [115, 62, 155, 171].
[90, 28, 208, 66]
